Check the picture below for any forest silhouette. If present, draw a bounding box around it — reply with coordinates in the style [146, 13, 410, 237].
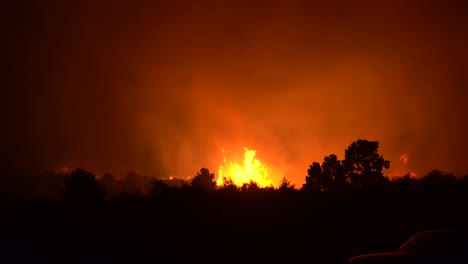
[1, 139, 468, 263]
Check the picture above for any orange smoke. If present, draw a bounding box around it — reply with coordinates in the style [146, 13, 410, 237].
[400, 154, 409, 164]
[388, 153, 418, 179]
[217, 148, 274, 187]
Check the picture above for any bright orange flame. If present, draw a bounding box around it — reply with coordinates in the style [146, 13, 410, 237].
[217, 148, 274, 187]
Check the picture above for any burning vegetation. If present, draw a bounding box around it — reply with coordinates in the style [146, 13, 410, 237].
[217, 148, 274, 188]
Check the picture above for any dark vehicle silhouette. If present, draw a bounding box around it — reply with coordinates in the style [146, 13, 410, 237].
[348, 230, 468, 264]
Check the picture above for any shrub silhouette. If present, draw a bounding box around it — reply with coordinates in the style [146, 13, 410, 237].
[241, 180, 260, 192]
[218, 177, 238, 192]
[151, 179, 170, 196]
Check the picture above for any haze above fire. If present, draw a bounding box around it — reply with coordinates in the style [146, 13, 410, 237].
[4, 1, 468, 184]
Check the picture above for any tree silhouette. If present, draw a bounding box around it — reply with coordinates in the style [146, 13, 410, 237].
[191, 168, 216, 191]
[278, 177, 296, 192]
[62, 168, 104, 204]
[303, 155, 349, 192]
[321, 154, 348, 191]
[303, 162, 323, 192]
[342, 139, 390, 188]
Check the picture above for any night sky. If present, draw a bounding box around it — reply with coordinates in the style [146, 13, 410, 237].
[4, 0, 468, 184]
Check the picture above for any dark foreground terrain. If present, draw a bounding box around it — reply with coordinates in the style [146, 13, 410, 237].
[2, 187, 468, 264]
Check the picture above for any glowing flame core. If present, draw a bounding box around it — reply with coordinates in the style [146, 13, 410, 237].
[217, 148, 273, 187]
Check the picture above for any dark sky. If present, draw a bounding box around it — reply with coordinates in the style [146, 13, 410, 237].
[4, 0, 468, 184]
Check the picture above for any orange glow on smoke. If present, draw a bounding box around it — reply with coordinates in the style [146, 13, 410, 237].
[400, 154, 409, 164]
[217, 148, 274, 187]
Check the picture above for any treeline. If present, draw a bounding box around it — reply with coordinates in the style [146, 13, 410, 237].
[2, 139, 468, 201]
[2, 139, 468, 263]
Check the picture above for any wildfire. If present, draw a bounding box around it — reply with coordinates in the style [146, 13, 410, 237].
[217, 147, 274, 187]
